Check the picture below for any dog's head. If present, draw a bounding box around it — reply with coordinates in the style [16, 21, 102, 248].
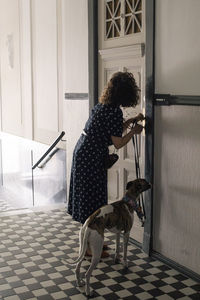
[126, 179, 151, 197]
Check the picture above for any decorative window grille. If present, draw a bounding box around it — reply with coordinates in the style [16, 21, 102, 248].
[105, 0, 142, 39]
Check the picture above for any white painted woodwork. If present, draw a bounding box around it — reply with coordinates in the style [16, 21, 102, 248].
[0, 0, 23, 136]
[63, 0, 89, 94]
[98, 0, 145, 49]
[154, 106, 200, 275]
[155, 0, 200, 95]
[98, 0, 146, 243]
[19, 0, 33, 139]
[31, 0, 63, 145]
[61, 0, 89, 195]
[0, 0, 63, 144]
[99, 43, 145, 243]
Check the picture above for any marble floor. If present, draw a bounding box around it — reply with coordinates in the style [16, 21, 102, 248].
[0, 207, 199, 300]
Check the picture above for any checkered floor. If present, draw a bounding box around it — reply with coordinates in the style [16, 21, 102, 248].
[0, 208, 199, 300]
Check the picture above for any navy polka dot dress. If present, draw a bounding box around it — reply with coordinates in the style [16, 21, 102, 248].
[67, 103, 123, 224]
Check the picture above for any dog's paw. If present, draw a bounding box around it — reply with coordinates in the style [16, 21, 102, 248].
[76, 279, 85, 287]
[114, 254, 121, 264]
[85, 288, 94, 297]
[114, 258, 120, 264]
[122, 260, 129, 268]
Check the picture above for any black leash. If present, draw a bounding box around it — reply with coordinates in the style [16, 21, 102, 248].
[132, 134, 146, 222]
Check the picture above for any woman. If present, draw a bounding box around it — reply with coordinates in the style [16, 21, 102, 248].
[67, 72, 144, 256]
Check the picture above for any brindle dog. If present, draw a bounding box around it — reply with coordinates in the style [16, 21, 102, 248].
[63, 178, 151, 296]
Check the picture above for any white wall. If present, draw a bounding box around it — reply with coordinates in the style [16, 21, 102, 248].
[155, 0, 200, 96]
[154, 106, 200, 275]
[31, 0, 63, 145]
[154, 0, 200, 274]
[0, 0, 24, 136]
[0, 0, 64, 144]
[61, 0, 89, 196]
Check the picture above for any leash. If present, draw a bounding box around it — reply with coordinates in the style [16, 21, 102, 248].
[132, 132, 146, 224]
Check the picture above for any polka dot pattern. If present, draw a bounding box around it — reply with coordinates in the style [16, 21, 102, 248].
[67, 103, 123, 224]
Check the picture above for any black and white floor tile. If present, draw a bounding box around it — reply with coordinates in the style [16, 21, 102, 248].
[0, 208, 199, 300]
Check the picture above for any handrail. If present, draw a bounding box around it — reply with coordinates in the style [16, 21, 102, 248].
[154, 94, 200, 106]
[37, 148, 59, 169]
[32, 131, 65, 170]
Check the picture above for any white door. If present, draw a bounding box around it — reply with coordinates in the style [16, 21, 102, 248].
[98, 0, 146, 243]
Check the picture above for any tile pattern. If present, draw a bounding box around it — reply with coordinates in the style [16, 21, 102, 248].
[0, 208, 199, 300]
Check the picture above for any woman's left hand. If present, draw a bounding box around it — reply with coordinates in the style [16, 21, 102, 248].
[135, 113, 145, 122]
[123, 118, 135, 129]
[123, 113, 145, 129]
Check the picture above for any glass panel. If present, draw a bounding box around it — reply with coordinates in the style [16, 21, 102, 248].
[114, 0, 120, 15]
[125, 16, 133, 35]
[105, 0, 121, 39]
[105, 0, 142, 39]
[116, 18, 121, 32]
[124, 0, 142, 35]
[135, 0, 142, 11]
[106, 21, 113, 38]
[134, 13, 142, 33]
[125, 0, 133, 14]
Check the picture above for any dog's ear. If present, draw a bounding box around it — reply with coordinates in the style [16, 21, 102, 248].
[126, 181, 133, 190]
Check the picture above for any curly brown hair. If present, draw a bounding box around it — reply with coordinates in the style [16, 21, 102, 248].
[99, 72, 140, 107]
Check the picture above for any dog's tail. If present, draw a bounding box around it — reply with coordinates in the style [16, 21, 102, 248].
[61, 225, 90, 266]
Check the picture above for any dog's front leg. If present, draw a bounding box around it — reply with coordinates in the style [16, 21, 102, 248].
[122, 231, 130, 268]
[114, 232, 121, 263]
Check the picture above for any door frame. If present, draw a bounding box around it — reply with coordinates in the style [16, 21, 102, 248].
[88, 0, 98, 112]
[88, 0, 155, 255]
[143, 0, 155, 255]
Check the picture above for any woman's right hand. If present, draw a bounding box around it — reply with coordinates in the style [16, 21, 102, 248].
[132, 123, 143, 134]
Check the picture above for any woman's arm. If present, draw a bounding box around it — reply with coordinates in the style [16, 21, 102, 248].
[111, 124, 143, 149]
[123, 113, 145, 132]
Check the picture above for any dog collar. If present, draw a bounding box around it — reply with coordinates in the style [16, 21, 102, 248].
[123, 195, 138, 209]
[123, 195, 144, 219]
[123, 195, 133, 202]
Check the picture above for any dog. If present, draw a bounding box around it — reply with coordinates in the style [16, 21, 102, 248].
[63, 178, 151, 296]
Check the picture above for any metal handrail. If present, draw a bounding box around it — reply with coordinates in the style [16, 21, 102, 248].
[154, 94, 200, 106]
[32, 131, 65, 170]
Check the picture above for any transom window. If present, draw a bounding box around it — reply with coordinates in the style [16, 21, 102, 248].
[105, 0, 142, 39]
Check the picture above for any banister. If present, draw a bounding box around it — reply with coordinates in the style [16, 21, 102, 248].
[32, 131, 65, 170]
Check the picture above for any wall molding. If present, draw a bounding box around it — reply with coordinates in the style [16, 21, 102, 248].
[99, 44, 145, 62]
[65, 93, 88, 100]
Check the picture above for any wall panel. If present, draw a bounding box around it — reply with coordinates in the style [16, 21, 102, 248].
[31, 0, 62, 144]
[0, 0, 23, 136]
[155, 0, 200, 95]
[154, 106, 200, 274]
